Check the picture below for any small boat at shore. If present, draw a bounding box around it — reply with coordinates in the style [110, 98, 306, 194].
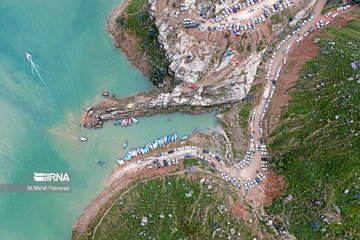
[192, 128, 200, 134]
[121, 118, 127, 126]
[115, 119, 122, 126]
[98, 161, 106, 167]
[131, 117, 138, 123]
[128, 117, 132, 126]
[78, 136, 87, 142]
[181, 135, 189, 140]
[123, 140, 127, 149]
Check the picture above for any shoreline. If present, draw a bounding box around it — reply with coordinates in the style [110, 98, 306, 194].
[107, 0, 131, 41]
[107, 0, 152, 78]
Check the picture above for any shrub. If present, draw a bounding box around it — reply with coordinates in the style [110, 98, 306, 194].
[116, 16, 125, 25]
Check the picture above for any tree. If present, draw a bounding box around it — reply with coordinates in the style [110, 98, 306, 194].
[150, 69, 164, 86]
[116, 16, 124, 25]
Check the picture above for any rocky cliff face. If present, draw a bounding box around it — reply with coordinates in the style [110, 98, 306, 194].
[149, 0, 263, 85]
[82, 49, 264, 128]
[82, 0, 266, 128]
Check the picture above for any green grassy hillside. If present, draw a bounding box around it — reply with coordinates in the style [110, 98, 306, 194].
[266, 16, 360, 239]
[77, 174, 255, 240]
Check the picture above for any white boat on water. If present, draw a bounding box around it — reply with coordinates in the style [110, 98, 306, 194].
[131, 117, 138, 123]
[78, 136, 87, 142]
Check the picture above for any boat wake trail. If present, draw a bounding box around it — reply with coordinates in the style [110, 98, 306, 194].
[25, 52, 51, 94]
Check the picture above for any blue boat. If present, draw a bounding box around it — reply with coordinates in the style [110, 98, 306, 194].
[181, 135, 189, 140]
[115, 120, 122, 126]
[123, 156, 131, 160]
[167, 135, 171, 143]
[126, 152, 132, 158]
[123, 140, 127, 149]
[158, 139, 162, 147]
[171, 134, 175, 141]
[98, 161, 106, 167]
[174, 132, 178, 140]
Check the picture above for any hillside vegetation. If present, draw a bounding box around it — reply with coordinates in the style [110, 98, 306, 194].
[266, 17, 360, 239]
[77, 174, 255, 240]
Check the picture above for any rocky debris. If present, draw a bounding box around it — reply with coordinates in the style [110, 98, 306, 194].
[140, 216, 148, 226]
[83, 72, 260, 127]
[332, 204, 341, 215]
[351, 61, 359, 69]
[218, 204, 227, 213]
[148, 0, 263, 86]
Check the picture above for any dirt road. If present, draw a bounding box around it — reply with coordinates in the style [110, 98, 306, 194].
[245, 0, 329, 178]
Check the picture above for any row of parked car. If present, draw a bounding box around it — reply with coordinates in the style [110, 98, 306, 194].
[296, 5, 349, 43]
[236, 151, 254, 170]
[243, 171, 265, 193]
[189, 0, 293, 34]
[209, 0, 263, 24]
[150, 145, 226, 170]
[197, 154, 218, 168]
[219, 170, 243, 190]
[260, 157, 268, 171]
[249, 109, 257, 130]
[202, 149, 225, 166]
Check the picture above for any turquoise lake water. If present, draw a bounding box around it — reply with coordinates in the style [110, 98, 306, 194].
[0, 1, 221, 239]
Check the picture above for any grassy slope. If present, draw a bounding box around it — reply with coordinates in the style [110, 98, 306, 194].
[88, 174, 254, 239]
[266, 17, 360, 239]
